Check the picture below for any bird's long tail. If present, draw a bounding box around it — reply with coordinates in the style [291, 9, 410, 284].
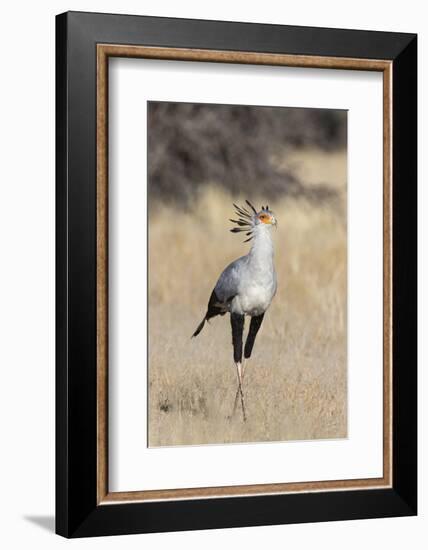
[192, 317, 206, 338]
[192, 290, 227, 338]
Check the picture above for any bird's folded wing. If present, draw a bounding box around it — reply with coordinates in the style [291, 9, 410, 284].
[214, 256, 246, 304]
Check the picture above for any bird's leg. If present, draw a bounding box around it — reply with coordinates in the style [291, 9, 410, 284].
[230, 313, 246, 421]
[235, 361, 246, 422]
[244, 314, 264, 361]
[232, 358, 246, 416]
[232, 313, 265, 417]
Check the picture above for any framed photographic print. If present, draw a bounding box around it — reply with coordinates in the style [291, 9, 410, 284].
[56, 11, 417, 538]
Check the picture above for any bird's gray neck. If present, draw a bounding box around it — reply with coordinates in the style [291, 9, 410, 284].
[248, 224, 274, 266]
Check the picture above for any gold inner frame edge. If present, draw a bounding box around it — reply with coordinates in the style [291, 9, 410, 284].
[96, 44, 393, 505]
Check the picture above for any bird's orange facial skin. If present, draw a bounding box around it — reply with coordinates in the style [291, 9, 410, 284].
[258, 213, 274, 224]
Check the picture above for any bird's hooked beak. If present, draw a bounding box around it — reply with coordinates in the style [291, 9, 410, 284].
[267, 214, 277, 228]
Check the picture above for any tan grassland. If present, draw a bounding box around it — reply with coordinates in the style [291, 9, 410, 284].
[148, 150, 347, 446]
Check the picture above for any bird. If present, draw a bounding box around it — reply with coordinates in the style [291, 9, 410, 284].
[192, 200, 277, 421]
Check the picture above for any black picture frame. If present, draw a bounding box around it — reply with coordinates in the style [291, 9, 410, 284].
[56, 11, 417, 538]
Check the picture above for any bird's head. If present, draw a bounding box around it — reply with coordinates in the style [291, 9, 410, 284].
[255, 206, 277, 227]
[229, 200, 277, 242]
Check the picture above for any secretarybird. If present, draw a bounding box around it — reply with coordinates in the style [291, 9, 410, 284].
[192, 200, 277, 421]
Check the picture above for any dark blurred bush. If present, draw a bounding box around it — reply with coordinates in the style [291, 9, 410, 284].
[148, 102, 346, 206]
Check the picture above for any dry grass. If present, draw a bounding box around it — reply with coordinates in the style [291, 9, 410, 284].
[148, 151, 347, 446]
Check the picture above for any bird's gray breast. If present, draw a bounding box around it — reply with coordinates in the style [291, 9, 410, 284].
[234, 263, 276, 316]
[214, 255, 277, 316]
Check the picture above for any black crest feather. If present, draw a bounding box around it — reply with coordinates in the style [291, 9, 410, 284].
[245, 200, 258, 215]
[230, 201, 266, 243]
[229, 219, 250, 227]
